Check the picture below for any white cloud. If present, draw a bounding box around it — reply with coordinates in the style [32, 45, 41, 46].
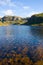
[3, 10, 14, 16]
[27, 11, 41, 17]
[23, 6, 30, 9]
[0, 0, 16, 7]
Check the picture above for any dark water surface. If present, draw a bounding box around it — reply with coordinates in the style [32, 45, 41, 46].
[0, 25, 43, 62]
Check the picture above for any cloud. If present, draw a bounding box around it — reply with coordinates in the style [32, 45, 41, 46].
[0, 0, 16, 7]
[23, 6, 30, 10]
[3, 10, 14, 16]
[27, 11, 41, 17]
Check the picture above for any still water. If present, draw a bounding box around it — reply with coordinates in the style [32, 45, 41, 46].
[0, 25, 43, 61]
[0, 25, 43, 46]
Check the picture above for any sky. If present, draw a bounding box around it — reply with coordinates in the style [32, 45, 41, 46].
[0, 0, 43, 17]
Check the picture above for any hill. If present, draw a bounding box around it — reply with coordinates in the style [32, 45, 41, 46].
[23, 13, 43, 26]
[0, 13, 43, 26]
[0, 16, 26, 25]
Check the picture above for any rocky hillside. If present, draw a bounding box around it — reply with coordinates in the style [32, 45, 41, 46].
[0, 13, 43, 25]
[1, 16, 22, 22]
[24, 13, 43, 26]
[0, 16, 27, 25]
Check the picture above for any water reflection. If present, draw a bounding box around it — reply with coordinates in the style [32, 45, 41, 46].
[0, 25, 43, 64]
[30, 26, 43, 43]
[0, 25, 43, 46]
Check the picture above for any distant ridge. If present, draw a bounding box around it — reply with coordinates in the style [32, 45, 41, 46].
[23, 13, 43, 26]
[0, 13, 43, 26]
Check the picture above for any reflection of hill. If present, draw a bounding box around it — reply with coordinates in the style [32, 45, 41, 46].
[30, 26, 43, 39]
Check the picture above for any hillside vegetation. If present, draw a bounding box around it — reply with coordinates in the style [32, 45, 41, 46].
[0, 13, 43, 26]
[0, 16, 26, 26]
[23, 13, 43, 26]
